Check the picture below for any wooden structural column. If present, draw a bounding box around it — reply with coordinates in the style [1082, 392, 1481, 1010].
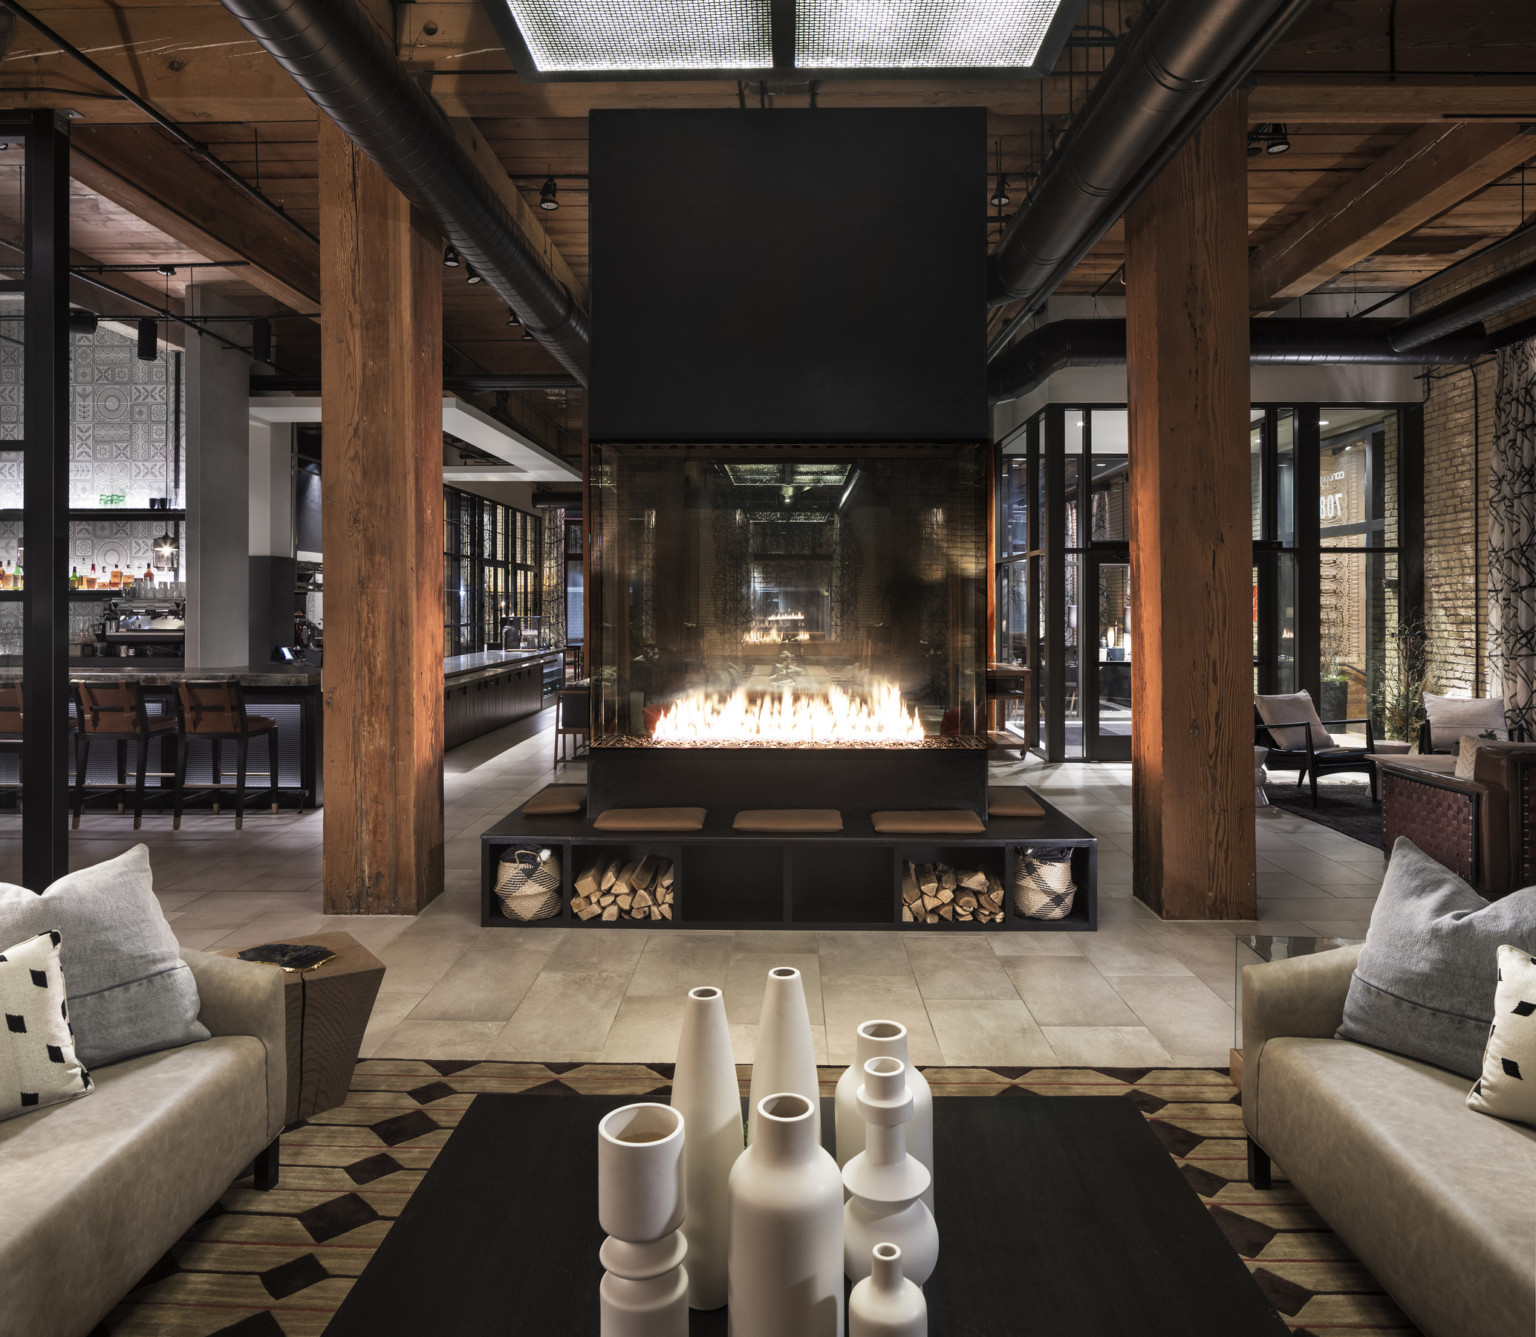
[319, 119, 444, 914]
[1125, 95, 1256, 920]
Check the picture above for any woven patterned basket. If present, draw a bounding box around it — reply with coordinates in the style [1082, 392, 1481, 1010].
[494, 847, 562, 922]
[1011, 848, 1077, 921]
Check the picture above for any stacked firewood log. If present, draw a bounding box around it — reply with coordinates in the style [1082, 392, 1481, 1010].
[573, 854, 676, 922]
[901, 860, 1005, 924]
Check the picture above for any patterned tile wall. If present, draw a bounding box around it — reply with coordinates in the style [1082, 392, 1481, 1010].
[0, 321, 183, 654]
[0, 319, 183, 512]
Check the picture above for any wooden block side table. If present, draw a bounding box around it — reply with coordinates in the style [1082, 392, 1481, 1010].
[217, 930, 385, 1126]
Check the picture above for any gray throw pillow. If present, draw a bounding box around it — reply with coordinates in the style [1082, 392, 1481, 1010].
[0, 845, 207, 1068]
[1337, 838, 1536, 1077]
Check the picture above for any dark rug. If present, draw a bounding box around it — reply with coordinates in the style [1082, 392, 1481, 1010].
[1263, 780, 1383, 849]
[96, 1062, 1419, 1337]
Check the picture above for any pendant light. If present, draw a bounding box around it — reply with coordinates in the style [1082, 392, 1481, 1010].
[136, 317, 158, 362]
[539, 175, 559, 211]
[443, 243, 462, 267]
[153, 527, 179, 572]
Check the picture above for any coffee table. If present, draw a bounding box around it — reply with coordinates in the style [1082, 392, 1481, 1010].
[324, 1093, 1287, 1336]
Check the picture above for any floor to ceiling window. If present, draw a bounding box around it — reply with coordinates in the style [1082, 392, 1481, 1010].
[443, 487, 542, 657]
[1001, 402, 1421, 762]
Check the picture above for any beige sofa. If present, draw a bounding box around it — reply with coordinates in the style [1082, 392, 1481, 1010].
[1243, 946, 1536, 1337]
[0, 949, 287, 1337]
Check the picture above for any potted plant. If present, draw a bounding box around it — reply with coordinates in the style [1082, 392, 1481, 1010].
[1369, 614, 1436, 747]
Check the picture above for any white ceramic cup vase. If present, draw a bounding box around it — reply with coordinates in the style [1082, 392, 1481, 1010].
[849, 1243, 928, 1337]
[842, 1057, 937, 1286]
[835, 1020, 934, 1212]
[727, 1091, 844, 1337]
[670, 985, 742, 1310]
[747, 966, 819, 1144]
[597, 1102, 689, 1337]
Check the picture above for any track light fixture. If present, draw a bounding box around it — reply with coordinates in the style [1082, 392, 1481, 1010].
[1248, 123, 1291, 157]
[539, 175, 559, 211]
[507, 307, 521, 326]
[136, 317, 158, 362]
[520, 328, 535, 341]
[465, 264, 483, 285]
[443, 243, 462, 267]
[251, 317, 272, 364]
[990, 138, 1010, 209]
[67, 309, 98, 337]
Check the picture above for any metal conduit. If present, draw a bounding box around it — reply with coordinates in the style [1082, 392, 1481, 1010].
[988, 318, 1504, 403]
[219, 0, 591, 383]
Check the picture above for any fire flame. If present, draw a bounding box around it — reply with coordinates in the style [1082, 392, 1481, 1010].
[651, 682, 925, 746]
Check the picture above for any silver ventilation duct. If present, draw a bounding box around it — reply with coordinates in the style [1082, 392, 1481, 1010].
[220, 0, 591, 383]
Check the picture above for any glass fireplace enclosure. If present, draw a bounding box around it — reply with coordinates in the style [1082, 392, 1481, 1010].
[998, 403, 1422, 762]
[590, 445, 988, 740]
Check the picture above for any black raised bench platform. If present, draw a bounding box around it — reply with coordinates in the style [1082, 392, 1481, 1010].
[479, 794, 1097, 932]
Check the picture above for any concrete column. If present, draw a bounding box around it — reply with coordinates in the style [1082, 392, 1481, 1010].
[185, 290, 253, 668]
[249, 418, 296, 663]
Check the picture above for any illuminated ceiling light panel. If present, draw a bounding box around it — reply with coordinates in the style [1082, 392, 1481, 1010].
[505, 0, 772, 72]
[723, 463, 851, 488]
[795, 0, 1065, 68]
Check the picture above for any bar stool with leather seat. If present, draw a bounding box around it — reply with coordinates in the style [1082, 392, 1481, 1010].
[72, 679, 179, 829]
[0, 683, 23, 808]
[173, 679, 281, 829]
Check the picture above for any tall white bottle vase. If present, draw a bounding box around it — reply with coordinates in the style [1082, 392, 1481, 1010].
[670, 985, 742, 1311]
[842, 1057, 938, 1286]
[835, 1020, 934, 1212]
[597, 1103, 689, 1337]
[747, 966, 819, 1145]
[727, 1092, 844, 1337]
[849, 1243, 928, 1337]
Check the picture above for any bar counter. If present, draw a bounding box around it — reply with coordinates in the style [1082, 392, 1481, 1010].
[1, 650, 565, 810]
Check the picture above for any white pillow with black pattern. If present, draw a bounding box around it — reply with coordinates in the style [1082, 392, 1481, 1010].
[1468, 944, 1536, 1128]
[0, 930, 94, 1122]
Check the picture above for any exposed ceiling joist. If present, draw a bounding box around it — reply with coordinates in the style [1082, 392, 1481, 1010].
[70, 125, 319, 311]
[1250, 78, 1536, 123]
[448, 115, 587, 310]
[1250, 122, 1536, 307]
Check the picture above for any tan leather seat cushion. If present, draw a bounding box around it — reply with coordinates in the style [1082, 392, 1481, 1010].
[1379, 754, 1459, 777]
[521, 785, 587, 816]
[592, 807, 707, 832]
[988, 787, 1045, 818]
[1249, 1036, 1536, 1337]
[870, 810, 986, 834]
[733, 808, 843, 832]
[0, 1037, 270, 1337]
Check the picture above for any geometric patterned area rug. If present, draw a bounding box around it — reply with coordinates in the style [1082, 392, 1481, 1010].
[96, 1061, 1422, 1337]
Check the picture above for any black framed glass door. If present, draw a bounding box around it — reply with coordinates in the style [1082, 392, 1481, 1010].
[1084, 552, 1132, 760]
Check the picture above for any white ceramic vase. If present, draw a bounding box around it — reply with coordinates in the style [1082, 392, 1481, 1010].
[849, 1243, 928, 1337]
[597, 1102, 689, 1337]
[670, 985, 742, 1310]
[727, 1091, 844, 1337]
[842, 1057, 937, 1286]
[835, 1020, 934, 1212]
[747, 966, 819, 1145]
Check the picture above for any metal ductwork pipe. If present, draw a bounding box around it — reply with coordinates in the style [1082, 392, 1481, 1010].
[987, 0, 1301, 314]
[988, 318, 1497, 403]
[1389, 257, 1536, 351]
[219, 0, 591, 383]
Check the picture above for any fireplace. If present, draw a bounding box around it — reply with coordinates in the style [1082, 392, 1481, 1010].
[590, 444, 987, 745]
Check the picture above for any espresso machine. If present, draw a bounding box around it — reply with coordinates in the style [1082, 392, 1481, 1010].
[101, 599, 186, 660]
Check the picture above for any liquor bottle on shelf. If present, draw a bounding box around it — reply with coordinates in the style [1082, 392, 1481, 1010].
[143, 562, 155, 586]
[13, 559, 20, 590]
[69, 566, 79, 590]
[109, 562, 123, 589]
[87, 563, 98, 590]
[0, 561, 9, 591]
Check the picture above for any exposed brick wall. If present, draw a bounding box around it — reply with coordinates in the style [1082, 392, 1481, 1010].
[1411, 230, 1536, 697]
[1422, 359, 1495, 695]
